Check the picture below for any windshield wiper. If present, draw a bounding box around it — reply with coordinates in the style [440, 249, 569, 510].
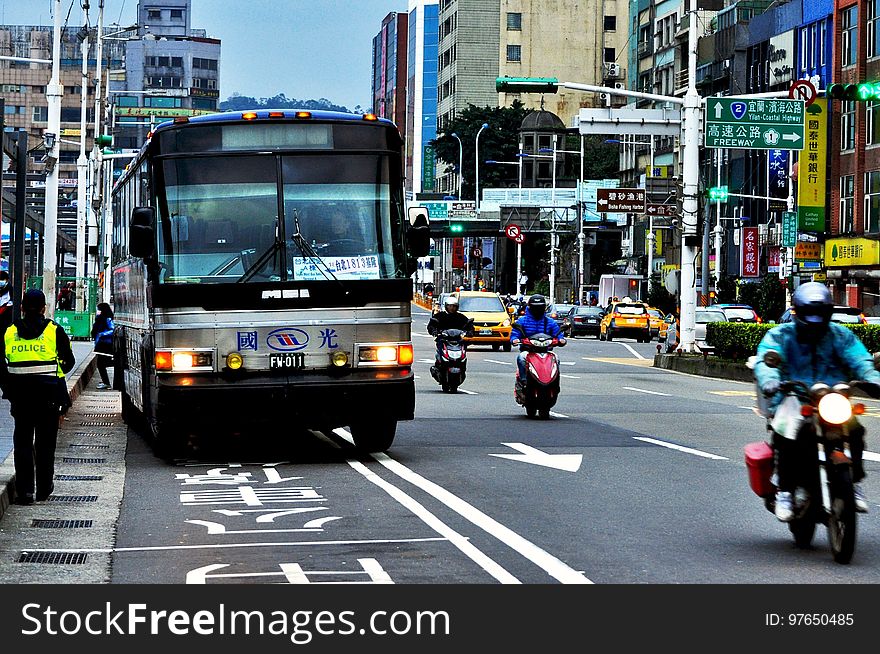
[238, 234, 285, 283]
[287, 209, 350, 295]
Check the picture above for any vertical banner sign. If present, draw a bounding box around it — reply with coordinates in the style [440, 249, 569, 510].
[797, 98, 827, 231]
[768, 246, 781, 273]
[741, 226, 760, 277]
[422, 145, 436, 192]
[767, 149, 788, 209]
[782, 211, 798, 247]
[452, 237, 464, 268]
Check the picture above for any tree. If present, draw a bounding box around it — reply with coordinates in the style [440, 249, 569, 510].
[429, 102, 530, 200]
[716, 275, 737, 304]
[219, 94, 351, 113]
[647, 275, 676, 314]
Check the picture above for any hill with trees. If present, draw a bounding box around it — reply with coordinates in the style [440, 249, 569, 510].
[220, 93, 363, 113]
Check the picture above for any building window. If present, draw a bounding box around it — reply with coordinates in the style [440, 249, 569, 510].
[170, 9, 183, 19]
[193, 98, 216, 111]
[841, 175, 855, 234]
[143, 96, 181, 108]
[869, 101, 880, 145]
[603, 47, 615, 63]
[820, 21, 827, 66]
[4, 104, 25, 115]
[147, 9, 161, 20]
[604, 16, 617, 31]
[507, 13, 521, 30]
[116, 95, 139, 107]
[870, 0, 880, 58]
[193, 57, 219, 71]
[32, 106, 49, 121]
[800, 27, 809, 74]
[866, 171, 880, 232]
[842, 6, 858, 67]
[841, 101, 856, 151]
[507, 45, 521, 62]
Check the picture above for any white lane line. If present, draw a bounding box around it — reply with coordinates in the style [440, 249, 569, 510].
[331, 429, 591, 584]
[414, 375, 421, 379]
[413, 333, 434, 339]
[549, 411, 568, 418]
[458, 389, 479, 395]
[21, 537, 451, 555]
[621, 343, 646, 360]
[864, 451, 880, 462]
[561, 374, 581, 380]
[418, 359, 435, 364]
[623, 386, 671, 397]
[560, 361, 576, 366]
[346, 460, 520, 584]
[485, 359, 513, 365]
[633, 436, 728, 460]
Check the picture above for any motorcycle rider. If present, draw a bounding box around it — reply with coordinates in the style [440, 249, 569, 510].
[427, 295, 473, 376]
[755, 282, 880, 521]
[511, 294, 566, 391]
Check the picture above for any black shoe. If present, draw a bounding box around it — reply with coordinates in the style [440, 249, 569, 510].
[36, 484, 55, 502]
[15, 493, 35, 506]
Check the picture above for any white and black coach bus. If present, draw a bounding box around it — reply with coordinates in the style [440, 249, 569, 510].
[109, 110, 429, 454]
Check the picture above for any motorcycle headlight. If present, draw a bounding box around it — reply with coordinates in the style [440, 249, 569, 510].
[817, 393, 853, 425]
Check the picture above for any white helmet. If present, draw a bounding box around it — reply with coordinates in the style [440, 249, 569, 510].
[444, 296, 459, 312]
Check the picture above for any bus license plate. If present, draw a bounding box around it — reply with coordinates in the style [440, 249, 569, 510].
[269, 353, 305, 370]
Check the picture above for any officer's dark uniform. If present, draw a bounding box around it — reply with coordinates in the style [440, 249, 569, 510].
[0, 289, 75, 504]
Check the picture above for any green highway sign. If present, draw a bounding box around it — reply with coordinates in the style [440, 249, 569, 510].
[708, 186, 728, 202]
[704, 97, 805, 150]
[782, 211, 798, 248]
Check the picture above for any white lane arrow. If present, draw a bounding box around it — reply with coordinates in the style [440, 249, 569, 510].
[714, 102, 723, 119]
[782, 132, 801, 142]
[489, 442, 583, 472]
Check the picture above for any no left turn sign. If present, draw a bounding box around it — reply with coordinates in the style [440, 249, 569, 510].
[505, 224, 521, 240]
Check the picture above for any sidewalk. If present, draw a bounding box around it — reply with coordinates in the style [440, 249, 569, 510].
[0, 340, 97, 521]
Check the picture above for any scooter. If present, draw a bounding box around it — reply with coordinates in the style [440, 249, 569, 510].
[430, 328, 468, 393]
[746, 350, 879, 564]
[514, 332, 562, 419]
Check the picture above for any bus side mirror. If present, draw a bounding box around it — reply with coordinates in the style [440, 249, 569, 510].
[129, 207, 156, 259]
[406, 207, 431, 259]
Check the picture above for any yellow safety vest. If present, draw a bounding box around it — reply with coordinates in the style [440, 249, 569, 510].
[4, 322, 64, 379]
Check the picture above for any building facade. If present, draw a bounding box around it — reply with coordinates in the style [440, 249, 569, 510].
[405, 0, 439, 199]
[372, 12, 409, 138]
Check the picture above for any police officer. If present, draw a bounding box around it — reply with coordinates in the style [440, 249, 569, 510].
[0, 289, 75, 505]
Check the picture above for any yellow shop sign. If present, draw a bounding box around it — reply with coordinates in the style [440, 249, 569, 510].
[824, 237, 880, 267]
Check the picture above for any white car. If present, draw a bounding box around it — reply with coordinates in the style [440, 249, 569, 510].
[695, 309, 728, 350]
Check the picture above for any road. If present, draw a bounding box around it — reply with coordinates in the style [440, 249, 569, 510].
[2, 307, 880, 584]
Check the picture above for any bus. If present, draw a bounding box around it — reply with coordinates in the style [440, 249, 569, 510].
[110, 110, 430, 454]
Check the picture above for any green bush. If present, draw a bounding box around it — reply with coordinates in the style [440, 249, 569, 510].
[706, 322, 880, 360]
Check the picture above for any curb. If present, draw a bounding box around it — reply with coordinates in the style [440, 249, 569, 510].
[653, 353, 754, 383]
[0, 352, 98, 522]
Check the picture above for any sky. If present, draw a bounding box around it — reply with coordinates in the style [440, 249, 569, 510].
[2, 0, 406, 110]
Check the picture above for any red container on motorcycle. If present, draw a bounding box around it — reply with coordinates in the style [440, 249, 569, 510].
[744, 441, 776, 498]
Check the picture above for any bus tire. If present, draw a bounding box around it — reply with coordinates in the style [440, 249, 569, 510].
[350, 419, 396, 453]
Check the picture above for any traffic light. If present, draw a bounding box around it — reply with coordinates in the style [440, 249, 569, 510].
[826, 82, 880, 101]
[708, 186, 728, 202]
[495, 76, 559, 93]
[449, 223, 464, 233]
[95, 134, 113, 147]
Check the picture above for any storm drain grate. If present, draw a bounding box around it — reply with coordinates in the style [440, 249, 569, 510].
[73, 432, 101, 438]
[54, 475, 103, 482]
[69, 443, 110, 450]
[18, 552, 88, 565]
[31, 519, 93, 529]
[62, 457, 106, 464]
[80, 421, 113, 427]
[84, 414, 116, 419]
[46, 495, 98, 503]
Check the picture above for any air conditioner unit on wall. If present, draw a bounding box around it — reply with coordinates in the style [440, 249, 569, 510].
[606, 63, 621, 78]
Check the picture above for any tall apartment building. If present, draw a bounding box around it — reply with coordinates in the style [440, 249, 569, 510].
[372, 12, 409, 138]
[404, 0, 439, 199]
[112, 0, 221, 150]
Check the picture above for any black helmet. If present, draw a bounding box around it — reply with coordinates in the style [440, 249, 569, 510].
[22, 288, 46, 313]
[528, 294, 547, 318]
[792, 282, 833, 340]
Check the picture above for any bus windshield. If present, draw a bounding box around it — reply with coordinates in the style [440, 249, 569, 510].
[157, 153, 405, 284]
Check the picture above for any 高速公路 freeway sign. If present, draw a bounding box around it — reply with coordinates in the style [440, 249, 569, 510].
[704, 97, 805, 150]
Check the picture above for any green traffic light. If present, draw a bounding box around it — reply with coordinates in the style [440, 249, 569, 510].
[450, 224, 463, 233]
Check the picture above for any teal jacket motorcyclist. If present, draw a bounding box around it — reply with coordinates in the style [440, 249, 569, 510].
[754, 282, 878, 521]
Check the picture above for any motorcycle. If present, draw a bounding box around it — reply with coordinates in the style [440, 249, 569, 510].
[514, 332, 563, 419]
[746, 349, 879, 564]
[430, 328, 469, 393]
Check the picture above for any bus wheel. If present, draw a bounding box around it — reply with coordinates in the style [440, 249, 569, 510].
[350, 419, 396, 453]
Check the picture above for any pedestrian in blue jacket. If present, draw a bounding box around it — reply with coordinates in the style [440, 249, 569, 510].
[91, 303, 114, 390]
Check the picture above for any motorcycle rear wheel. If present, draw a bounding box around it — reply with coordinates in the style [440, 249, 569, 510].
[526, 406, 537, 418]
[538, 408, 550, 420]
[827, 467, 857, 564]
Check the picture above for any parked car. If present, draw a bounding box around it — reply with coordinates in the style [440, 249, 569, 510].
[563, 306, 605, 338]
[548, 303, 575, 323]
[714, 303, 761, 323]
[779, 305, 867, 324]
[599, 302, 651, 342]
[456, 291, 513, 351]
[865, 316, 880, 324]
[695, 308, 728, 350]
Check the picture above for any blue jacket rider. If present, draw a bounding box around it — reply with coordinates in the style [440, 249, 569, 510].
[754, 282, 880, 521]
[510, 294, 566, 387]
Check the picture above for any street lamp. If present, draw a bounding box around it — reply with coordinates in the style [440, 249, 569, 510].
[475, 123, 490, 212]
[450, 132, 463, 200]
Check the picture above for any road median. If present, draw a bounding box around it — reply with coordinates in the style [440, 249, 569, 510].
[653, 353, 753, 383]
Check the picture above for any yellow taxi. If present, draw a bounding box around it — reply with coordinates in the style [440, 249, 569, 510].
[455, 291, 513, 351]
[647, 307, 665, 339]
[599, 301, 652, 342]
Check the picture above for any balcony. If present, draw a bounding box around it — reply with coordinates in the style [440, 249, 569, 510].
[674, 69, 689, 96]
[637, 40, 653, 58]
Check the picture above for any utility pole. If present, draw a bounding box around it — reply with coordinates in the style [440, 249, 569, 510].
[577, 134, 585, 303]
[43, 0, 64, 319]
[678, 0, 701, 352]
[93, 0, 105, 302]
[75, 1, 90, 312]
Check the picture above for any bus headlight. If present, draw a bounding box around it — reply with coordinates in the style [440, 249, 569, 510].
[226, 352, 244, 370]
[357, 344, 414, 366]
[155, 349, 214, 373]
[817, 393, 853, 425]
